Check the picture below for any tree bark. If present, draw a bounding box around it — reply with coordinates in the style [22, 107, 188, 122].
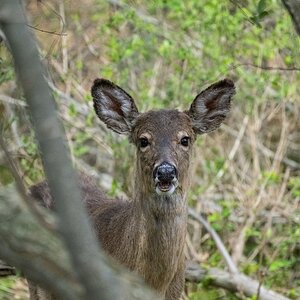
[282, 0, 300, 36]
[0, 185, 159, 300]
[0, 1, 159, 299]
[0, 185, 290, 300]
[186, 261, 290, 300]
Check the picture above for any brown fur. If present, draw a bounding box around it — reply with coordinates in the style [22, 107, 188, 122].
[28, 78, 235, 300]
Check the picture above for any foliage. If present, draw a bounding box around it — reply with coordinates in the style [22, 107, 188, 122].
[0, 0, 299, 299]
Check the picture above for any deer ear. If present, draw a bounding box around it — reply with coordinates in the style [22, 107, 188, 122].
[91, 79, 139, 134]
[187, 79, 235, 134]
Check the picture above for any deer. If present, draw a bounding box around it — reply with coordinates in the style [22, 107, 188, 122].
[28, 78, 235, 300]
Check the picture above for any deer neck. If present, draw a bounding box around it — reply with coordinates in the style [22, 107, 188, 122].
[130, 185, 187, 292]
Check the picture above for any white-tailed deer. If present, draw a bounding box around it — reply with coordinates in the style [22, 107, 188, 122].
[29, 78, 235, 300]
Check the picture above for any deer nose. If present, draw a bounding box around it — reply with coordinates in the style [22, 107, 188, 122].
[153, 162, 177, 182]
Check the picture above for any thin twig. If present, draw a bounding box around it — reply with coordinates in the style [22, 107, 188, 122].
[222, 124, 300, 170]
[229, 0, 256, 25]
[216, 115, 249, 179]
[27, 24, 67, 36]
[0, 135, 55, 231]
[0, 94, 27, 106]
[230, 62, 300, 72]
[188, 207, 239, 274]
[59, 2, 68, 73]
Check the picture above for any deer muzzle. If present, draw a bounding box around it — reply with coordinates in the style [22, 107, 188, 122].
[153, 162, 178, 195]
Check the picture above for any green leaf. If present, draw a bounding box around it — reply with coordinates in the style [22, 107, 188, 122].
[269, 260, 291, 271]
[258, 10, 269, 18]
[257, 0, 266, 14]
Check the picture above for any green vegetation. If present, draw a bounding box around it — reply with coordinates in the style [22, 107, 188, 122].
[0, 0, 299, 299]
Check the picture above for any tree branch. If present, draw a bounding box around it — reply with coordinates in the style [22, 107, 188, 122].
[0, 185, 160, 300]
[0, 186, 83, 300]
[282, 0, 300, 36]
[230, 62, 300, 72]
[0, 2, 119, 297]
[188, 208, 238, 274]
[0, 1, 159, 299]
[185, 262, 290, 300]
[187, 210, 291, 300]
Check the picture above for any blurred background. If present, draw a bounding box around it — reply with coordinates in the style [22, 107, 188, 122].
[0, 0, 299, 299]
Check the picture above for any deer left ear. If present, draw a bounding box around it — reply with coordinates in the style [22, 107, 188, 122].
[187, 79, 235, 134]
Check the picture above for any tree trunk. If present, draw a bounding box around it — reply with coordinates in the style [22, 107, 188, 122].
[0, 1, 159, 299]
[282, 0, 300, 35]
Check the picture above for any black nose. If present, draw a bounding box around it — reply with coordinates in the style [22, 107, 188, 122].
[153, 162, 177, 182]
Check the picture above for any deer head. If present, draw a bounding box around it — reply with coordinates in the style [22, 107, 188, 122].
[91, 79, 235, 200]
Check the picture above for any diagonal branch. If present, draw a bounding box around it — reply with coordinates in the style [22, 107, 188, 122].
[0, 1, 158, 299]
[188, 208, 238, 274]
[0, 2, 119, 298]
[282, 0, 300, 36]
[0, 185, 160, 300]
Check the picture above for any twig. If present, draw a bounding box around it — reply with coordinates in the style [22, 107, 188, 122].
[229, 0, 257, 26]
[107, 0, 159, 25]
[0, 135, 55, 232]
[74, 20, 99, 57]
[59, 2, 68, 73]
[1, 2, 125, 298]
[222, 124, 300, 170]
[46, 80, 89, 115]
[216, 115, 249, 179]
[282, 0, 300, 36]
[229, 62, 300, 72]
[106, 0, 203, 55]
[188, 207, 239, 274]
[0, 94, 27, 106]
[27, 24, 67, 36]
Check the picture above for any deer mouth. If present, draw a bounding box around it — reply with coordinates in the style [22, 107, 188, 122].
[155, 179, 178, 195]
[153, 162, 178, 195]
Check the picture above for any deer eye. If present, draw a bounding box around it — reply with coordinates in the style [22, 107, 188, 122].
[180, 136, 190, 147]
[139, 137, 149, 148]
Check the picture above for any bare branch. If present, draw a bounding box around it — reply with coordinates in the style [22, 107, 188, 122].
[0, 1, 143, 299]
[282, 0, 300, 36]
[0, 185, 82, 300]
[230, 62, 300, 72]
[0, 94, 27, 106]
[188, 208, 238, 274]
[185, 262, 290, 300]
[0, 135, 55, 231]
[26, 24, 67, 36]
[222, 124, 300, 170]
[0, 185, 160, 300]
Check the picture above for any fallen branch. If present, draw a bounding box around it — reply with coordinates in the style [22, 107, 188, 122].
[187, 210, 291, 300]
[0, 186, 82, 299]
[0, 186, 291, 300]
[185, 261, 290, 300]
[0, 185, 160, 299]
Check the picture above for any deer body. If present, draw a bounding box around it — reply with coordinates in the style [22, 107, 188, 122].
[29, 79, 235, 300]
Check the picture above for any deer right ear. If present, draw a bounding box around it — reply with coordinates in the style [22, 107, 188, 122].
[91, 79, 139, 134]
